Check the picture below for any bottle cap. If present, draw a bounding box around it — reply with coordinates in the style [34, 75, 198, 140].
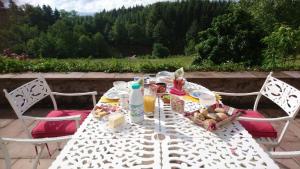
[131, 83, 140, 89]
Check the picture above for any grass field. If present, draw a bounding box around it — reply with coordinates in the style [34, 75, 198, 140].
[0, 55, 299, 73]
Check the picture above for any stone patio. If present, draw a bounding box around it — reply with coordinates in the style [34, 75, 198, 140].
[1, 108, 300, 169]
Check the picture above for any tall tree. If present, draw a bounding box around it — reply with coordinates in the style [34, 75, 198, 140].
[93, 32, 112, 57]
[152, 20, 169, 46]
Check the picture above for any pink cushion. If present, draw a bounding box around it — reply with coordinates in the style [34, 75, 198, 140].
[239, 110, 277, 138]
[31, 110, 90, 138]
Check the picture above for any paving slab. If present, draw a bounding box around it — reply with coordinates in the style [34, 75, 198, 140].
[282, 71, 300, 78]
[114, 72, 144, 79]
[81, 72, 116, 79]
[0, 119, 14, 128]
[275, 158, 300, 169]
[42, 72, 86, 79]
[0, 159, 17, 169]
[0, 119, 34, 137]
[211, 71, 257, 78]
[13, 72, 40, 79]
[185, 71, 220, 78]
[11, 159, 54, 169]
[0, 73, 17, 79]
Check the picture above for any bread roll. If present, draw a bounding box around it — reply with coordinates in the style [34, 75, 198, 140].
[203, 119, 217, 130]
[194, 112, 205, 121]
[206, 113, 219, 120]
[199, 108, 208, 116]
[216, 113, 228, 121]
[215, 107, 226, 114]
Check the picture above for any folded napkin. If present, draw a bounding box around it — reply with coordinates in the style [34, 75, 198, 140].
[182, 95, 199, 103]
[99, 97, 119, 106]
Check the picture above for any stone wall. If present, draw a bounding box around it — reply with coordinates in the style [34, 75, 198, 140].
[1, 71, 299, 110]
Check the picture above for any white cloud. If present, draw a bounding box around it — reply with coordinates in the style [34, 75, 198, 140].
[15, 0, 174, 13]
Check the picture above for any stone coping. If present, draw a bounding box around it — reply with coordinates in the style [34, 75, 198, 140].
[0, 71, 299, 79]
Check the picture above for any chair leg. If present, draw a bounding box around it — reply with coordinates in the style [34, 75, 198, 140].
[45, 143, 51, 157]
[32, 145, 45, 169]
[265, 145, 276, 152]
[34, 145, 38, 156]
[57, 142, 62, 151]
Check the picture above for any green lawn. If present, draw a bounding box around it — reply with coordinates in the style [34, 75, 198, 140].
[0, 55, 299, 73]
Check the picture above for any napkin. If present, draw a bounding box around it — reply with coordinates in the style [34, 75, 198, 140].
[99, 96, 119, 106]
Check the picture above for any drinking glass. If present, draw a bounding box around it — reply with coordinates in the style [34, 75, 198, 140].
[143, 86, 156, 116]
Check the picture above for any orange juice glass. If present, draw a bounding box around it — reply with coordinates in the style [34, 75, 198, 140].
[144, 95, 156, 113]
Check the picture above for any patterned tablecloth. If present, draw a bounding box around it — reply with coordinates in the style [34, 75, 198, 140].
[49, 82, 279, 169]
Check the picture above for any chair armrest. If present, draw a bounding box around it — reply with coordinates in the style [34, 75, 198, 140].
[51, 91, 97, 96]
[22, 115, 81, 121]
[237, 116, 292, 122]
[1, 135, 72, 144]
[269, 151, 300, 158]
[214, 91, 260, 97]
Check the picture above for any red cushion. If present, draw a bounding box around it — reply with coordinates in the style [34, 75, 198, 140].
[239, 110, 277, 138]
[31, 110, 90, 138]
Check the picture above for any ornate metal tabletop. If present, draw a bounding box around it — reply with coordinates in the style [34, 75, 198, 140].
[49, 84, 279, 169]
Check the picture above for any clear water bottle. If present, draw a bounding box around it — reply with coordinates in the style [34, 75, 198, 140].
[129, 83, 144, 123]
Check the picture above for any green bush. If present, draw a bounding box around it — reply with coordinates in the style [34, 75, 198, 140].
[262, 25, 300, 69]
[152, 43, 170, 58]
[193, 9, 264, 66]
[0, 56, 299, 73]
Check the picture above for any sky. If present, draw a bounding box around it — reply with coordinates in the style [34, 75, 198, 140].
[13, 0, 174, 14]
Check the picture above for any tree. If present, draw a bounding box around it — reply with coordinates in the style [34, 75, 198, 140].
[78, 35, 93, 57]
[53, 9, 60, 21]
[152, 20, 169, 46]
[127, 23, 144, 44]
[193, 9, 264, 66]
[26, 37, 40, 57]
[152, 43, 170, 58]
[38, 32, 56, 57]
[47, 19, 76, 57]
[185, 20, 199, 43]
[262, 25, 300, 68]
[238, 0, 300, 33]
[93, 32, 112, 57]
[109, 18, 128, 45]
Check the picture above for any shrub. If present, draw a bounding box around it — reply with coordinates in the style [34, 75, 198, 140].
[193, 9, 264, 66]
[262, 25, 300, 68]
[152, 43, 170, 58]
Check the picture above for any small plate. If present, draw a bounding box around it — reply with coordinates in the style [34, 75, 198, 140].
[189, 90, 216, 106]
[189, 90, 213, 98]
[104, 90, 120, 100]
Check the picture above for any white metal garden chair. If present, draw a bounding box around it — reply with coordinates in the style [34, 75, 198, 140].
[3, 76, 97, 141]
[215, 72, 300, 149]
[0, 135, 71, 169]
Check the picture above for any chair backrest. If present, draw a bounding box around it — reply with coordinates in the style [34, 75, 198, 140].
[260, 72, 300, 118]
[3, 77, 52, 118]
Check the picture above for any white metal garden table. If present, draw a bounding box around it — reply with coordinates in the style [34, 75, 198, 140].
[49, 82, 279, 169]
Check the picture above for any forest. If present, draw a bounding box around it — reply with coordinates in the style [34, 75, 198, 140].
[0, 0, 230, 57]
[0, 0, 300, 71]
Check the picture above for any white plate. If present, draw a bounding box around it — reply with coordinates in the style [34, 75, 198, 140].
[104, 89, 120, 99]
[189, 90, 216, 106]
